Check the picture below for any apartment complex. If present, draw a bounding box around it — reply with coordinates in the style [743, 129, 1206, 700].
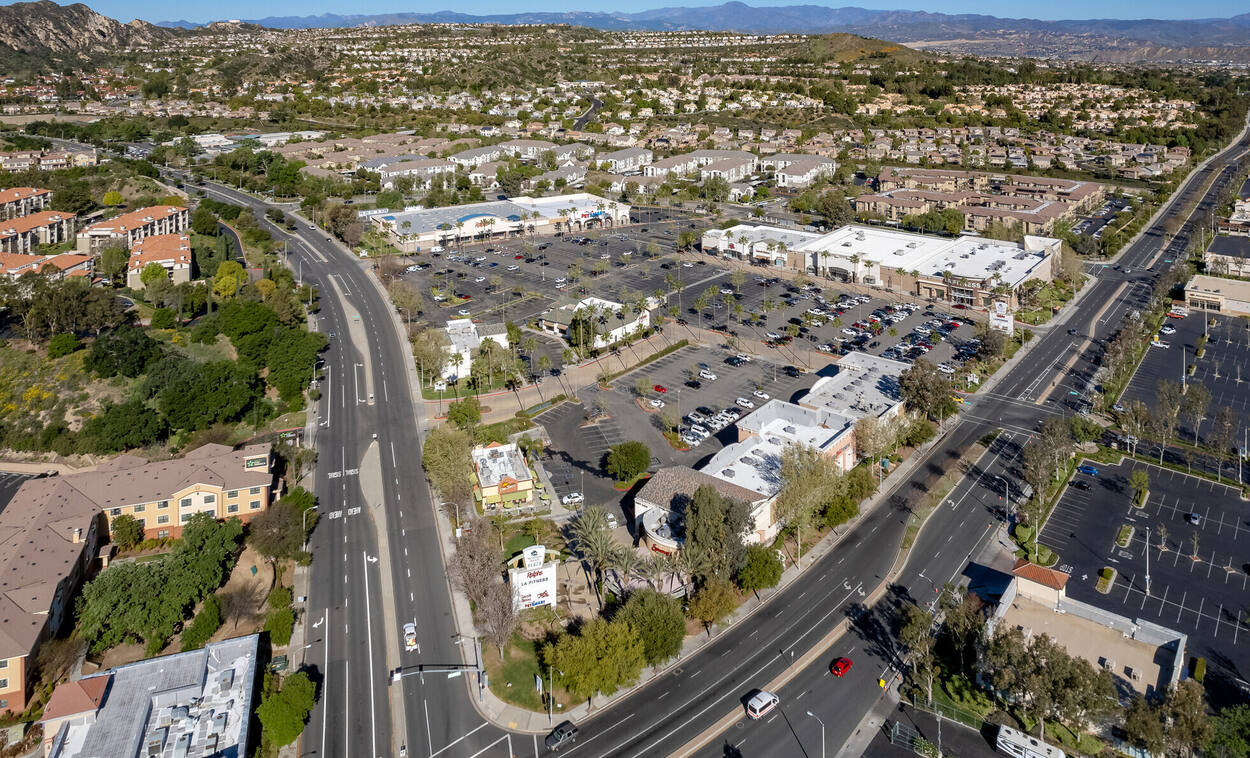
[41, 634, 259, 758]
[125, 233, 193, 289]
[0, 187, 52, 220]
[75, 205, 190, 255]
[0, 210, 76, 254]
[855, 167, 1104, 235]
[0, 444, 274, 715]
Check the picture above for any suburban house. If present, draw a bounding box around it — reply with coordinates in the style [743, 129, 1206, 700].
[0, 187, 52, 220]
[0, 211, 76, 254]
[471, 442, 536, 511]
[441, 318, 509, 381]
[375, 158, 457, 189]
[75, 205, 190, 256]
[644, 149, 756, 179]
[536, 295, 652, 350]
[125, 234, 192, 289]
[0, 443, 275, 715]
[40, 635, 259, 758]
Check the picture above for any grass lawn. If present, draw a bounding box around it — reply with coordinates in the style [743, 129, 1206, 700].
[1116, 524, 1134, 548]
[483, 632, 572, 714]
[504, 533, 537, 556]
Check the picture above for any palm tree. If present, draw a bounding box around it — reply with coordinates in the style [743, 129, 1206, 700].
[608, 545, 641, 596]
[569, 506, 614, 609]
[637, 555, 667, 592]
[848, 254, 860, 283]
[522, 336, 539, 377]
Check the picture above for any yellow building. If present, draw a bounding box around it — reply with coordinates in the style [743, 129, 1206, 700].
[472, 442, 535, 511]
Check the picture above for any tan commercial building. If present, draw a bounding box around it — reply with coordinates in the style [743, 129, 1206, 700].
[1184, 273, 1250, 317]
[472, 442, 535, 511]
[75, 205, 189, 256]
[0, 443, 275, 715]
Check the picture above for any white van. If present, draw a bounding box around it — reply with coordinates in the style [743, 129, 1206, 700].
[430, 245, 444, 253]
[745, 691, 779, 719]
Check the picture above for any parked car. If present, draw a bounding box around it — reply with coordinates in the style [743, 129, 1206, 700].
[736, 397, 755, 409]
[1077, 465, 1099, 476]
[653, 384, 668, 393]
[752, 390, 769, 400]
[560, 492, 584, 505]
[699, 369, 718, 381]
[649, 398, 665, 409]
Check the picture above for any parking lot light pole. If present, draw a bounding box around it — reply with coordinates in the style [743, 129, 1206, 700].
[806, 711, 825, 758]
[1145, 526, 1151, 596]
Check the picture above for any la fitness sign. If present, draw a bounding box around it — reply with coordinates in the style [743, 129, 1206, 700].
[510, 544, 557, 610]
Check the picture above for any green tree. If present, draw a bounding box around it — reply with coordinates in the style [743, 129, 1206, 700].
[736, 544, 783, 595]
[256, 671, 316, 747]
[447, 397, 481, 430]
[1125, 695, 1167, 755]
[617, 589, 685, 666]
[775, 443, 845, 566]
[149, 307, 177, 329]
[79, 400, 168, 453]
[899, 359, 954, 419]
[605, 440, 650, 482]
[683, 485, 751, 582]
[1207, 705, 1250, 758]
[421, 425, 475, 504]
[84, 325, 163, 378]
[1164, 679, 1212, 758]
[898, 603, 937, 702]
[1129, 469, 1150, 504]
[191, 205, 220, 236]
[140, 262, 169, 289]
[109, 514, 144, 551]
[102, 190, 123, 207]
[545, 618, 646, 700]
[687, 577, 738, 632]
[248, 501, 306, 563]
[213, 260, 246, 299]
[99, 245, 129, 282]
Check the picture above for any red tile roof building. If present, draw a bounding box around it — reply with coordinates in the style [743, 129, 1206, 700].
[126, 233, 191, 289]
[75, 205, 189, 255]
[0, 187, 51, 219]
[0, 210, 75, 254]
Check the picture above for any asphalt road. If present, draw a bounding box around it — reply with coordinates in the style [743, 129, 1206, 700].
[158, 111, 1250, 758]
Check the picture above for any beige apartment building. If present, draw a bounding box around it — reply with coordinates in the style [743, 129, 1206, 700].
[75, 205, 189, 256]
[0, 443, 275, 716]
[0, 187, 52, 220]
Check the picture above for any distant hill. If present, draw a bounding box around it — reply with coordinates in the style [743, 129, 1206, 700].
[0, 0, 170, 57]
[156, 2, 1250, 61]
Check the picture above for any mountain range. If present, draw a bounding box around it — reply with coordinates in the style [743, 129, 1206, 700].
[155, 2, 1250, 49]
[0, 0, 168, 56]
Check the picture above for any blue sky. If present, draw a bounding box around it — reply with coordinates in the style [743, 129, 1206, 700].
[63, 0, 1241, 24]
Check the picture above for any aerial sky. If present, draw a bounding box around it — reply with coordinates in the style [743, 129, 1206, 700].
[46, 0, 1244, 24]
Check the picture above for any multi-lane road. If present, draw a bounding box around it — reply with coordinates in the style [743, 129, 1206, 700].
[160, 110, 1250, 758]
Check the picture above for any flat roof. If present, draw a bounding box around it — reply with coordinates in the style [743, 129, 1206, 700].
[1208, 235, 1250, 260]
[800, 352, 907, 419]
[46, 634, 259, 758]
[706, 224, 822, 251]
[377, 193, 623, 237]
[472, 443, 531, 488]
[1185, 273, 1250, 302]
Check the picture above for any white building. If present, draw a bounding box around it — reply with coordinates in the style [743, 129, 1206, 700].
[536, 295, 652, 350]
[442, 318, 508, 381]
[800, 352, 908, 421]
[597, 147, 653, 173]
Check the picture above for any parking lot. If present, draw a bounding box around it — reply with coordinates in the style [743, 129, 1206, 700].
[1041, 458, 1250, 682]
[533, 342, 823, 526]
[1120, 306, 1250, 445]
[1073, 196, 1132, 240]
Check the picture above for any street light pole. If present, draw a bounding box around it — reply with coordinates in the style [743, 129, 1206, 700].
[806, 711, 825, 758]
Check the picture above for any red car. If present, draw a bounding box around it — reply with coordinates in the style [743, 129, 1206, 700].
[653, 384, 668, 393]
[514, 254, 524, 259]
[953, 303, 967, 309]
[830, 657, 853, 677]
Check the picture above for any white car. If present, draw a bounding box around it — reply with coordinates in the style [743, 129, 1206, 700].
[681, 434, 702, 447]
[736, 397, 755, 409]
[430, 245, 444, 253]
[458, 309, 471, 316]
[560, 492, 584, 505]
[752, 390, 769, 400]
[600, 253, 610, 259]
[735, 353, 752, 362]
[720, 287, 735, 295]
[841, 328, 858, 336]
[766, 331, 781, 340]
[475, 256, 486, 262]
[507, 265, 519, 271]
[1159, 325, 1176, 335]
[403, 623, 418, 652]
[1152, 340, 1170, 348]
[474, 276, 486, 283]
[937, 364, 956, 374]
[681, 262, 694, 268]
[699, 369, 718, 381]
[606, 513, 619, 529]
[649, 398, 665, 409]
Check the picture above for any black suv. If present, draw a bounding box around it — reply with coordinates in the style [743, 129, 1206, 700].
[545, 721, 578, 751]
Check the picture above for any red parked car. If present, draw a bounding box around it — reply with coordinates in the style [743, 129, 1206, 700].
[830, 657, 853, 677]
[653, 384, 668, 393]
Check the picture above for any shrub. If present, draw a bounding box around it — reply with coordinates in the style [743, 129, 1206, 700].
[268, 585, 293, 611]
[264, 607, 295, 646]
[149, 307, 177, 330]
[181, 594, 223, 651]
[902, 418, 935, 447]
[47, 332, 80, 358]
[1193, 657, 1206, 683]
